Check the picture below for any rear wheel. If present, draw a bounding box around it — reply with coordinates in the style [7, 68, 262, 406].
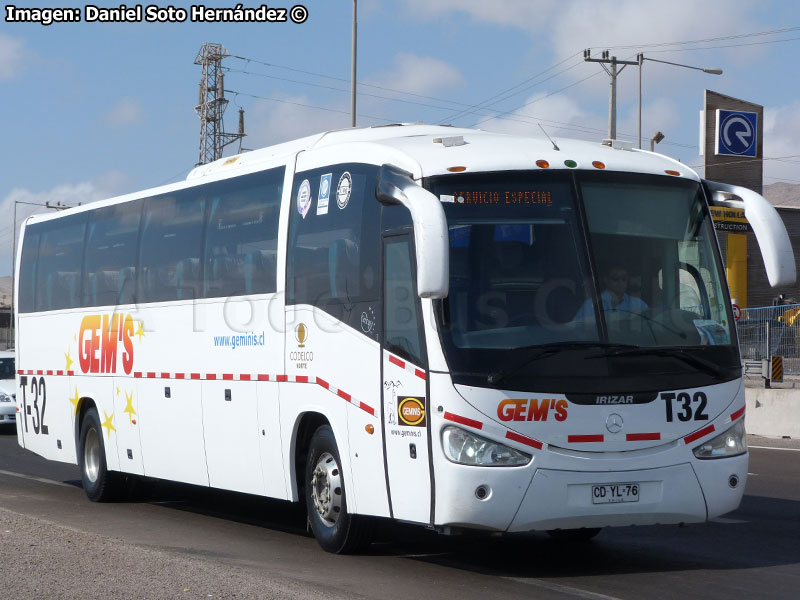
[547, 528, 602, 542]
[79, 408, 121, 502]
[305, 425, 371, 553]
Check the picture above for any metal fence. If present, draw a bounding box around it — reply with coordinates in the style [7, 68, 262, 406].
[737, 304, 800, 375]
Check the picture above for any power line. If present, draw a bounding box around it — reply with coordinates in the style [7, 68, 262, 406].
[230, 90, 397, 123]
[592, 26, 800, 52]
[439, 52, 584, 123]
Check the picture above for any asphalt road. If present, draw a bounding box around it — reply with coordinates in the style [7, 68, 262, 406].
[1, 425, 798, 600]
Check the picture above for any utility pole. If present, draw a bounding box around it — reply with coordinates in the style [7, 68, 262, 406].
[584, 49, 638, 141]
[351, 0, 357, 128]
[195, 43, 246, 166]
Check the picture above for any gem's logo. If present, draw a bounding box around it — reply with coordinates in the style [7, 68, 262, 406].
[79, 314, 135, 375]
[398, 397, 426, 427]
[295, 323, 308, 347]
[497, 398, 568, 422]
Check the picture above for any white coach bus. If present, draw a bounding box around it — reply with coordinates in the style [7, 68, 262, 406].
[14, 125, 795, 552]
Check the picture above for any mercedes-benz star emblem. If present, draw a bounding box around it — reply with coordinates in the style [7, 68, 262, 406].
[606, 413, 624, 433]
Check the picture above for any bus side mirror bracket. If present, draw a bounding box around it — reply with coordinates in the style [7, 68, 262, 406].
[704, 179, 796, 287]
[377, 164, 449, 299]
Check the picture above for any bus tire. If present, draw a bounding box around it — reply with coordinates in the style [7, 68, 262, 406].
[547, 527, 602, 542]
[305, 425, 371, 553]
[79, 408, 121, 502]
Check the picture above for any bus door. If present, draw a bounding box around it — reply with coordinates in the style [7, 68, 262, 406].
[381, 234, 432, 524]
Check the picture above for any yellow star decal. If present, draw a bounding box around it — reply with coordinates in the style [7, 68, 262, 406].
[116, 386, 121, 397]
[64, 349, 74, 372]
[101, 411, 116, 438]
[69, 387, 80, 416]
[123, 391, 136, 425]
[135, 320, 146, 342]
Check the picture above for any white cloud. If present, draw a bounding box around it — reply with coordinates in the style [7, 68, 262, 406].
[245, 94, 351, 148]
[0, 34, 24, 80]
[103, 97, 144, 126]
[763, 101, 800, 184]
[401, 0, 549, 29]
[366, 53, 463, 97]
[0, 174, 132, 277]
[480, 91, 596, 138]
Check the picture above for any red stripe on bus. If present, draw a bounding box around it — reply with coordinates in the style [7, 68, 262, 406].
[206, 374, 216, 380]
[337, 389, 352, 402]
[67, 371, 74, 376]
[443, 412, 483, 430]
[360, 402, 375, 416]
[730, 406, 746, 421]
[16, 370, 22, 375]
[36, 370, 43, 375]
[147, 372, 156, 379]
[175, 373, 185, 379]
[134, 372, 142, 378]
[46, 370, 53, 375]
[277, 374, 288, 382]
[684, 424, 715, 445]
[222, 374, 233, 380]
[626, 432, 661, 442]
[505, 430, 543, 450]
[569, 434, 604, 443]
[257, 374, 269, 381]
[388, 355, 405, 369]
[161, 372, 170, 379]
[190, 373, 201, 380]
[414, 368, 426, 380]
[239, 374, 251, 381]
[295, 375, 309, 384]
[316, 377, 330, 390]
[56, 370, 64, 376]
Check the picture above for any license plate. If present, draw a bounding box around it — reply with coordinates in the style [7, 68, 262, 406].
[591, 483, 639, 504]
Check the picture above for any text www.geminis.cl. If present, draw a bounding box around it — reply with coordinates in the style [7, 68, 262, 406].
[5, 4, 309, 26]
[213, 331, 267, 351]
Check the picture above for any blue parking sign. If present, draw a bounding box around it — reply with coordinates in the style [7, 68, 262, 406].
[715, 109, 758, 157]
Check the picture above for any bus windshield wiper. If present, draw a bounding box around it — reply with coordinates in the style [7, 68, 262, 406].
[487, 342, 636, 386]
[586, 346, 725, 378]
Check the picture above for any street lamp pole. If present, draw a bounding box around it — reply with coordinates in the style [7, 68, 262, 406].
[638, 54, 722, 149]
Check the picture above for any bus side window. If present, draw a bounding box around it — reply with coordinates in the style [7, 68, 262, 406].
[384, 237, 425, 366]
[287, 164, 380, 336]
[83, 200, 142, 308]
[18, 231, 40, 313]
[138, 192, 206, 304]
[203, 168, 283, 298]
[34, 213, 88, 312]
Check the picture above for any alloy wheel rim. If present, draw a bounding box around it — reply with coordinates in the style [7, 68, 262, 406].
[310, 451, 342, 527]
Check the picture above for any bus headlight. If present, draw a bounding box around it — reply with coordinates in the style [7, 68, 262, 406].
[442, 425, 531, 467]
[0, 393, 12, 403]
[692, 420, 747, 459]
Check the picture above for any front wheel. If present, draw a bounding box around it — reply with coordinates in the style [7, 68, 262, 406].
[79, 408, 121, 502]
[305, 425, 371, 553]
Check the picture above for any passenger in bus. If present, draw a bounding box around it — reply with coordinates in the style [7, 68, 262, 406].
[574, 265, 648, 320]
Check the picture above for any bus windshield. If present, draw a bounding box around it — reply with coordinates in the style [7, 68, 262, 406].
[426, 171, 739, 393]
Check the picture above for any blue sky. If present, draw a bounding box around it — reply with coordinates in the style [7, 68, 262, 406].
[2, 0, 800, 276]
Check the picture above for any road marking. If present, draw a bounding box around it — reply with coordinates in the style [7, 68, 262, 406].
[710, 517, 748, 524]
[749, 445, 800, 452]
[502, 576, 623, 600]
[0, 469, 73, 488]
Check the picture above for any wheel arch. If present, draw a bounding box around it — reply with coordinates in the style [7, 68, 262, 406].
[73, 396, 97, 457]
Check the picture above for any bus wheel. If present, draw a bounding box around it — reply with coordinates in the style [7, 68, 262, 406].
[305, 425, 371, 553]
[79, 408, 120, 502]
[547, 528, 602, 542]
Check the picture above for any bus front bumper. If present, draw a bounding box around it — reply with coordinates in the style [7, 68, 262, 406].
[507, 455, 747, 532]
